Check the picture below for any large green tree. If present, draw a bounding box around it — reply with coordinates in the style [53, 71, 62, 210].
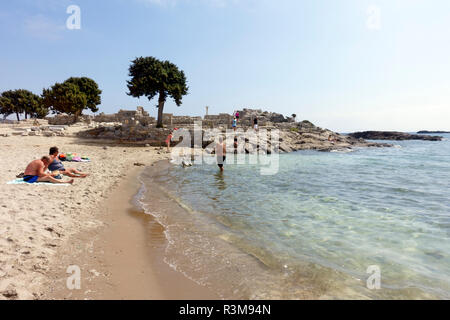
[0, 89, 47, 121]
[127, 57, 189, 128]
[42, 77, 102, 122]
[0, 96, 13, 120]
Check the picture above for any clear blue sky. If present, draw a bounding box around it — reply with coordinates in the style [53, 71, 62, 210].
[1, 0, 449, 131]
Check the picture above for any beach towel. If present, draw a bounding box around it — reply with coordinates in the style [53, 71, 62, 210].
[60, 153, 90, 162]
[7, 179, 71, 186]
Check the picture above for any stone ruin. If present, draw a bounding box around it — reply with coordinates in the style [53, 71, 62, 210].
[234, 109, 296, 127]
[47, 107, 155, 126]
[47, 114, 80, 125]
[76, 107, 303, 146]
[49, 106, 296, 129]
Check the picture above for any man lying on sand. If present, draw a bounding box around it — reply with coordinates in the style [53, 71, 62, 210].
[23, 156, 74, 184]
[48, 147, 89, 178]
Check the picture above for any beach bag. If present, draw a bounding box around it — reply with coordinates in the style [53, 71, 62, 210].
[52, 171, 63, 179]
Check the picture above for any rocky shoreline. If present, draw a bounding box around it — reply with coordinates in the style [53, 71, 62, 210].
[417, 130, 450, 134]
[76, 109, 392, 153]
[349, 131, 443, 141]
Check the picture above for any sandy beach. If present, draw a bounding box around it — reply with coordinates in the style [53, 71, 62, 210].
[0, 124, 215, 300]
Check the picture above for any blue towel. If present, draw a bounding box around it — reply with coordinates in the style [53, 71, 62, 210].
[7, 178, 71, 186]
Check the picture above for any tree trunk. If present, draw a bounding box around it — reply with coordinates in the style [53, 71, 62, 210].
[74, 111, 81, 124]
[16, 112, 20, 121]
[25, 112, 28, 120]
[156, 91, 166, 128]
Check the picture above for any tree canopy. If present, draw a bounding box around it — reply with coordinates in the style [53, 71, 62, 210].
[127, 56, 188, 128]
[0, 89, 47, 121]
[42, 77, 102, 121]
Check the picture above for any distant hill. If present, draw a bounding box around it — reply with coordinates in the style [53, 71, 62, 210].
[417, 130, 450, 134]
[349, 131, 443, 141]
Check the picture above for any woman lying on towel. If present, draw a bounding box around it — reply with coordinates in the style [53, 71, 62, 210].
[23, 156, 74, 184]
[49, 147, 89, 178]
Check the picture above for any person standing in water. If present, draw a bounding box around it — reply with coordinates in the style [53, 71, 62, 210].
[166, 128, 178, 153]
[216, 136, 227, 172]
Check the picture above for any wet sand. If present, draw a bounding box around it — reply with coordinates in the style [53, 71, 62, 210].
[42, 165, 219, 299]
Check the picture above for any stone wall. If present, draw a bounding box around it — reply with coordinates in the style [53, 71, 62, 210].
[173, 116, 202, 125]
[47, 114, 80, 125]
[77, 125, 172, 145]
[48, 107, 295, 128]
[93, 113, 117, 123]
[235, 109, 287, 127]
[162, 113, 173, 126]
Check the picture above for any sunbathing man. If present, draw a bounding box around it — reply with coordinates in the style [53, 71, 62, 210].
[49, 147, 89, 178]
[23, 156, 74, 184]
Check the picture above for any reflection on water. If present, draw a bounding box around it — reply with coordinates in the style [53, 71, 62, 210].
[213, 172, 227, 191]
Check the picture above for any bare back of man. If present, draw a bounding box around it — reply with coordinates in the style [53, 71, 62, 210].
[24, 157, 74, 184]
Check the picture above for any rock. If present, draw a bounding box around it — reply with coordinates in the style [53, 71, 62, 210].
[182, 160, 193, 168]
[74, 109, 395, 153]
[2, 289, 18, 299]
[134, 162, 145, 167]
[49, 126, 66, 132]
[348, 131, 443, 141]
[279, 142, 293, 153]
[417, 130, 450, 134]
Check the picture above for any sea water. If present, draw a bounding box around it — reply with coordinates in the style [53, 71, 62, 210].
[139, 134, 450, 299]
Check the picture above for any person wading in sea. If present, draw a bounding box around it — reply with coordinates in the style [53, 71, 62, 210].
[253, 116, 258, 131]
[216, 136, 227, 172]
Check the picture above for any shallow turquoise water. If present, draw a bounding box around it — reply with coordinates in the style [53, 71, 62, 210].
[144, 134, 450, 299]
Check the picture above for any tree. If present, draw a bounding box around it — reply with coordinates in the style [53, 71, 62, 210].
[127, 57, 188, 128]
[0, 96, 13, 120]
[42, 77, 101, 122]
[0, 89, 47, 121]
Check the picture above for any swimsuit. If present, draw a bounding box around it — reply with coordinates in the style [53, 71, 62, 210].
[48, 159, 66, 172]
[217, 156, 226, 168]
[23, 175, 39, 183]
